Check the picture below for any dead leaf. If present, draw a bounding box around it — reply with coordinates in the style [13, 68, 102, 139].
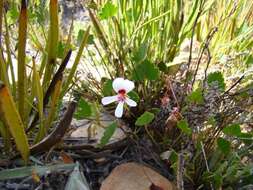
[60, 151, 74, 164]
[150, 183, 164, 190]
[100, 162, 176, 190]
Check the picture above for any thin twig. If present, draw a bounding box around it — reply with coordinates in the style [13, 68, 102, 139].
[222, 75, 245, 96]
[200, 141, 214, 190]
[177, 153, 185, 190]
[192, 27, 217, 87]
[184, 0, 205, 87]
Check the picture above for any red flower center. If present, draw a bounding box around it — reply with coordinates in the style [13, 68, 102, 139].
[118, 89, 126, 101]
[118, 89, 126, 95]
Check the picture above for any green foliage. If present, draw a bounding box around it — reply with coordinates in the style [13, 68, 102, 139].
[135, 112, 155, 126]
[128, 91, 140, 103]
[207, 72, 226, 91]
[245, 55, 253, 66]
[177, 119, 192, 135]
[0, 0, 90, 162]
[133, 43, 149, 63]
[0, 163, 75, 180]
[1, 1, 253, 189]
[187, 88, 204, 104]
[222, 124, 241, 137]
[77, 30, 94, 45]
[74, 98, 92, 119]
[99, 1, 117, 20]
[102, 79, 113, 96]
[132, 60, 160, 81]
[99, 122, 117, 147]
[217, 138, 231, 155]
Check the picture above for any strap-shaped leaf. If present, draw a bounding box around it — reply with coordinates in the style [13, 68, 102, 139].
[17, 0, 28, 123]
[0, 82, 30, 163]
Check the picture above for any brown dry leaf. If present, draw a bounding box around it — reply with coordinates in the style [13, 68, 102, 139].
[100, 162, 176, 190]
[60, 151, 74, 164]
[150, 183, 164, 190]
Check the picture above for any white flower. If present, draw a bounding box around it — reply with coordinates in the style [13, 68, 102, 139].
[101, 78, 137, 118]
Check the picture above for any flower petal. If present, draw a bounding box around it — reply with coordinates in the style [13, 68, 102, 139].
[112, 78, 135, 93]
[101, 95, 118, 105]
[122, 79, 135, 93]
[115, 101, 124, 118]
[125, 97, 137, 107]
[112, 78, 125, 92]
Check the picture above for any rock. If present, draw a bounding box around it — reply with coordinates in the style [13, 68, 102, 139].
[100, 162, 176, 190]
[69, 112, 130, 146]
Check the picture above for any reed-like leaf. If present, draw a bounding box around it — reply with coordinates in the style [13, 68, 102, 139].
[62, 26, 90, 94]
[4, 13, 16, 96]
[32, 59, 44, 129]
[44, 74, 63, 134]
[0, 163, 75, 180]
[0, 0, 3, 45]
[0, 82, 30, 163]
[0, 49, 9, 88]
[17, 0, 28, 123]
[43, 0, 59, 90]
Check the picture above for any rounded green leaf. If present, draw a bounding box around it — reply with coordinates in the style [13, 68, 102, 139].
[74, 98, 92, 119]
[222, 124, 241, 137]
[135, 111, 155, 126]
[177, 119, 192, 135]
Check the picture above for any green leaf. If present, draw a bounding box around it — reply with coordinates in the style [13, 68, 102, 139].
[99, 122, 117, 147]
[207, 72, 226, 91]
[74, 98, 92, 119]
[213, 173, 223, 189]
[7, 5, 19, 23]
[135, 111, 155, 126]
[245, 55, 253, 66]
[57, 41, 66, 59]
[0, 83, 30, 163]
[222, 124, 241, 137]
[133, 43, 148, 63]
[77, 29, 85, 46]
[99, 2, 117, 20]
[177, 119, 192, 135]
[102, 79, 113, 96]
[0, 163, 75, 180]
[187, 88, 204, 104]
[133, 60, 159, 81]
[150, 108, 161, 115]
[128, 91, 140, 102]
[87, 34, 94, 44]
[217, 137, 231, 155]
[169, 150, 178, 163]
[239, 132, 253, 145]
